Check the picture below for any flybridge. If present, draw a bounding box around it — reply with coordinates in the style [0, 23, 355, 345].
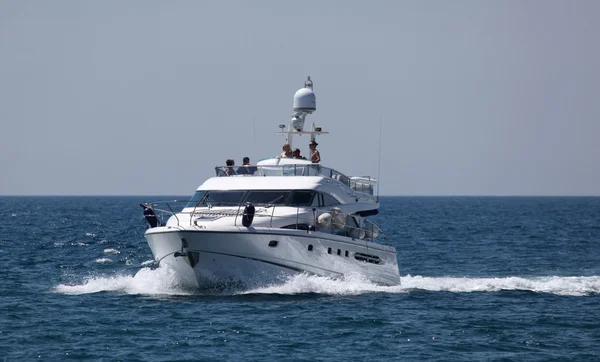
[214, 76, 377, 198]
[216, 162, 342, 178]
[213, 163, 377, 197]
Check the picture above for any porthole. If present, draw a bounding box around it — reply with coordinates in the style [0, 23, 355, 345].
[269, 240, 278, 247]
[308, 244, 313, 251]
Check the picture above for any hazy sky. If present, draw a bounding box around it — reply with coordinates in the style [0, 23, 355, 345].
[1, 0, 599, 196]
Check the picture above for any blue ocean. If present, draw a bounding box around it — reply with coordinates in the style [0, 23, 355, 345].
[1, 196, 599, 361]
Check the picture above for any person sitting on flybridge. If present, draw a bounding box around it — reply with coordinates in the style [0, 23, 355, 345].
[220, 159, 236, 176]
[309, 140, 320, 163]
[236, 156, 257, 175]
[280, 143, 293, 158]
[292, 148, 306, 159]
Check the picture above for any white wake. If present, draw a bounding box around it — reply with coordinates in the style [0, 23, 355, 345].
[53, 265, 192, 296]
[53, 268, 600, 297]
[242, 274, 600, 297]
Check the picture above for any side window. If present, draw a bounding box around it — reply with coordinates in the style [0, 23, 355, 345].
[322, 193, 340, 206]
[310, 193, 323, 207]
[312, 193, 322, 207]
[289, 191, 315, 206]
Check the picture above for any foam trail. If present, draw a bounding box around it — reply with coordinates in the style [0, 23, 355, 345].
[242, 274, 600, 297]
[53, 266, 192, 296]
[242, 273, 393, 295]
[401, 275, 600, 296]
[54, 272, 600, 297]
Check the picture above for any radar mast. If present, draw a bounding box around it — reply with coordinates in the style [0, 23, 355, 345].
[277, 76, 328, 149]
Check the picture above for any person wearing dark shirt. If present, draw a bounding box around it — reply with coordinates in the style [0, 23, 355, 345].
[226, 159, 236, 175]
[237, 156, 257, 175]
[140, 203, 159, 228]
[292, 148, 306, 159]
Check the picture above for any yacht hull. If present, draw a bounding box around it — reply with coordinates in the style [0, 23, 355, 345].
[145, 226, 401, 289]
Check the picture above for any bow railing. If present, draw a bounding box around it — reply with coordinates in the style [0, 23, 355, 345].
[140, 200, 389, 245]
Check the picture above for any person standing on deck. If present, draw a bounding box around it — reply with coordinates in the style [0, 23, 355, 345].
[309, 140, 320, 163]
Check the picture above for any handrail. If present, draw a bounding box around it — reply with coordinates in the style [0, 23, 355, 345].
[212, 164, 378, 196]
[234, 202, 243, 227]
[364, 219, 387, 241]
[214, 164, 350, 183]
[165, 202, 179, 227]
[270, 204, 276, 228]
[143, 200, 390, 245]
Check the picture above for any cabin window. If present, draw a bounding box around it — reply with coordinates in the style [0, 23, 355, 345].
[327, 247, 332, 254]
[288, 190, 315, 206]
[308, 244, 313, 251]
[186, 191, 207, 207]
[312, 193, 322, 207]
[322, 193, 340, 206]
[196, 191, 246, 207]
[244, 190, 291, 206]
[345, 250, 349, 257]
[337, 249, 341, 256]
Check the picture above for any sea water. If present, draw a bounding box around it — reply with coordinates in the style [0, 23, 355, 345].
[1, 196, 599, 361]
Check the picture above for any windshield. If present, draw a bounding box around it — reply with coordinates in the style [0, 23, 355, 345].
[186, 189, 312, 208]
[186, 190, 207, 208]
[186, 190, 245, 207]
[244, 190, 291, 206]
[205, 191, 246, 206]
[288, 190, 316, 206]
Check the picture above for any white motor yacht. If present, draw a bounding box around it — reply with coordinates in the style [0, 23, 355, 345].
[142, 77, 401, 288]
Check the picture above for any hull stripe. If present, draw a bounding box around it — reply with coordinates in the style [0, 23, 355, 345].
[189, 249, 343, 276]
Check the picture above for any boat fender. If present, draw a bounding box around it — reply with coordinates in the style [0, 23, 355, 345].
[331, 207, 346, 229]
[242, 203, 255, 227]
[317, 213, 332, 228]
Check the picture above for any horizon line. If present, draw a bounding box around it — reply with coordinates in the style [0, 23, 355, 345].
[1, 194, 600, 198]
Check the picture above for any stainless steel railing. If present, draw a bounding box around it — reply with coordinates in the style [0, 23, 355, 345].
[214, 164, 351, 185]
[213, 164, 378, 197]
[141, 200, 388, 244]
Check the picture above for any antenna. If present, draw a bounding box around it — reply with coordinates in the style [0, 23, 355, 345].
[377, 117, 383, 202]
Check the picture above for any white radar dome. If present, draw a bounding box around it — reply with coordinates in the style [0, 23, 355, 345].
[293, 87, 316, 113]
